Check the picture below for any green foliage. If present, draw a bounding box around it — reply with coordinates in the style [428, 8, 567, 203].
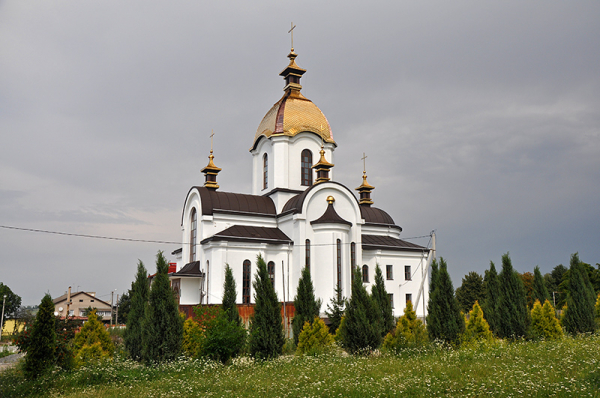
[482, 261, 500, 335]
[124, 260, 149, 361]
[116, 292, 131, 324]
[24, 294, 56, 379]
[462, 301, 493, 344]
[532, 266, 550, 305]
[497, 253, 530, 339]
[519, 272, 535, 309]
[334, 315, 345, 344]
[292, 266, 321, 345]
[549, 264, 568, 307]
[426, 257, 464, 345]
[142, 251, 184, 363]
[382, 300, 428, 352]
[371, 264, 394, 337]
[325, 284, 345, 334]
[0, 282, 22, 323]
[296, 317, 334, 356]
[73, 309, 114, 366]
[182, 316, 205, 358]
[455, 271, 485, 314]
[203, 309, 246, 364]
[222, 264, 242, 326]
[248, 254, 285, 359]
[596, 294, 600, 327]
[530, 300, 563, 340]
[340, 266, 381, 353]
[562, 253, 597, 335]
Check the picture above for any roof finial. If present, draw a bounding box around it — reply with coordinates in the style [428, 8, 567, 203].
[356, 152, 375, 206]
[201, 129, 221, 190]
[210, 129, 214, 153]
[362, 152, 367, 173]
[288, 22, 296, 52]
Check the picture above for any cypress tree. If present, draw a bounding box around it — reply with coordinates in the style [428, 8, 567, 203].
[532, 266, 550, 305]
[248, 254, 285, 359]
[426, 257, 464, 345]
[371, 264, 394, 337]
[142, 251, 184, 363]
[292, 266, 321, 345]
[24, 294, 56, 379]
[125, 260, 149, 361]
[429, 258, 439, 294]
[341, 266, 381, 353]
[562, 253, 597, 334]
[455, 271, 485, 313]
[325, 284, 346, 334]
[497, 253, 530, 339]
[222, 264, 242, 326]
[482, 261, 501, 335]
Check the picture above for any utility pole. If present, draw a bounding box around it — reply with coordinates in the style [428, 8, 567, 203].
[110, 290, 114, 328]
[65, 286, 72, 323]
[0, 295, 6, 341]
[115, 294, 119, 326]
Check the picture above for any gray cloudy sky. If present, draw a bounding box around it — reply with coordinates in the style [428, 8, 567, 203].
[1, 1, 599, 305]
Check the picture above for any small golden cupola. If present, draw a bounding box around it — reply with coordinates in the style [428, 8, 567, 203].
[201, 132, 222, 190]
[312, 142, 334, 183]
[356, 153, 375, 206]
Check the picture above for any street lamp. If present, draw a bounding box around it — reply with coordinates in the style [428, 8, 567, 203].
[0, 295, 6, 341]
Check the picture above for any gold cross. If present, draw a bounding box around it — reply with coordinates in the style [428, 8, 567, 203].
[210, 129, 214, 153]
[362, 152, 367, 173]
[288, 22, 296, 50]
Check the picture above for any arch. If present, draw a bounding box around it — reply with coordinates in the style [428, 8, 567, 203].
[301, 149, 313, 186]
[267, 261, 275, 287]
[362, 264, 369, 283]
[189, 208, 197, 262]
[243, 259, 251, 304]
[263, 153, 268, 190]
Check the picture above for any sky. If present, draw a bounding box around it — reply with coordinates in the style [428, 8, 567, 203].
[1, 1, 599, 306]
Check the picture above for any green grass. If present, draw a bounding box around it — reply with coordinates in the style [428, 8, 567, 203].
[1, 334, 599, 397]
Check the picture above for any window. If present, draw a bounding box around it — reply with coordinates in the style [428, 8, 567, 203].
[268, 261, 275, 287]
[350, 242, 356, 269]
[190, 208, 197, 262]
[388, 293, 394, 308]
[386, 264, 393, 280]
[305, 239, 310, 271]
[79, 299, 83, 302]
[243, 260, 251, 304]
[263, 153, 268, 190]
[301, 149, 313, 186]
[406, 293, 412, 305]
[362, 264, 369, 283]
[336, 239, 342, 292]
[90, 300, 94, 303]
[405, 265, 411, 280]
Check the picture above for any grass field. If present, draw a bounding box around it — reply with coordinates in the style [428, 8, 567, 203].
[1, 334, 599, 397]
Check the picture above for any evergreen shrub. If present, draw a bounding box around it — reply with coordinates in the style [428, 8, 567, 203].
[73, 309, 114, 366]
[296, 317, 334, 356]
[292, 266, 321, 346]
[530, 299, 563, 340]
[382, 300, 428, 352]
[562, 253, 597, 335]
[24, 294, 56, 379]
[462, 301, 493, 345]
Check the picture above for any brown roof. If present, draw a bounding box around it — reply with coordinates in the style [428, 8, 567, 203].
[361, 234, 428, 252]
[310, 203, 352, 226]
[201, 225, 293, 245]
[360, 205, 397, 226]
[52, 291, 112, 307]
[172, 261, 205, 277]
[281, 181, 359, 215]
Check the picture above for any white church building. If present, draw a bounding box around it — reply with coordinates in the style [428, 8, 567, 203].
[170, 46, 432, 322]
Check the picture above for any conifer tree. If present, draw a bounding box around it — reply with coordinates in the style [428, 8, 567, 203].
[325, 284, 346, 334]
[142, 251, 184, 363]
[426, 257, 464, 344]
[382, 300, 427, 352]
[292, 266, 321, 345]
[296, 317, 334, 356]
[24, 294, 56, 379]
[222, 264, 242, 326]
[455, 271, 485, 313]
[532, 266, 550, 305]
[73, 309, 114, 365]
[482, 261, 500, 335]
[595, 293, 600, 327]
[125, 260, 149, 361]
[463, 301, 493, 343]
[248, 254, 285, 359]
[530, 299, 563, 339]
[371, 264, 394, 337]
[562, 253, 597, 334]
[497, 253, 530, 339]
[340, 266, 381, 353]
[429, 258, 439, 294]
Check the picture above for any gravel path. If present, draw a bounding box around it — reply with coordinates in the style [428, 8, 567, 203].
[0, 352, 25, 372]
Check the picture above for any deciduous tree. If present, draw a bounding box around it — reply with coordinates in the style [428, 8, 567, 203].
[0, 282, 21, 323]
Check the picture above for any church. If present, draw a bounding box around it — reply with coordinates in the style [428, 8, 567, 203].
[169, 44, 432, 323]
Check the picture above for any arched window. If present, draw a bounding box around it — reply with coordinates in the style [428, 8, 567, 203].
[301, 149, 312, 186]
[305, 239, 310, 271]
[337, 239, 342, 292]
[243, 260, 251, 304]
[362, 264, 369, 283]
[205, 260, 209, 304]
[350, 242, 356, 269]
[189, 208, 197, 262]
[263, 153, 268, 190]
[267, 261, 275, 287]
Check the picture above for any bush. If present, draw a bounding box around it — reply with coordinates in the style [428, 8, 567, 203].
[202, 309, 246, 364]
[296, 317, 334, 356]
[596, 294, 600, 327]
[462, 301, 493, 345]
[530, 299, 563, 340]
[73, 309, 114, 366]
[23, 294, 56, 379]
[382, 300, 428, 352]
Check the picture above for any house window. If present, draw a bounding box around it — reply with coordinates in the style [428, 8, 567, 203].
[268, 261, 275, 287]
[350, 242, 356, 268]
[301, 149, 312, 186]
[305, 239, 310, 271]
[362, 265, 369, 283]
[386, 264, 393, 280]
[336, 239, 342, 292]
[243, 259, 251, 304]
[406, 293, 412, 305]
[190, 208, 197, 262]
[388, 293, 394, 308]
[263, 153, 268, 190]
[79, 299, 83, 302]
[405, 265, 411, 280]
[90, 300, 94, 303]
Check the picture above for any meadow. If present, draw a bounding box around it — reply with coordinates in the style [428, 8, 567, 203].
[1, 334, 599, 398]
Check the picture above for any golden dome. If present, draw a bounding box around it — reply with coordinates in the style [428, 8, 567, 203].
[251, 50, 335, 150]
